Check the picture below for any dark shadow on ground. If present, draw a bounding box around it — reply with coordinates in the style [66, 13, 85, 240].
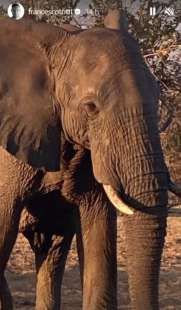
[6, 271, 36, 309]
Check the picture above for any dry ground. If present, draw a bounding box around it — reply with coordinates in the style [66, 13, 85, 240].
[7, 215, 181, 310]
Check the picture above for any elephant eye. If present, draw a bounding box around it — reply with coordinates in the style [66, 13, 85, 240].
[84, 102, 99, 116]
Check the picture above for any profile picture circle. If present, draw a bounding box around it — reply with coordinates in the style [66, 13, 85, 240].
[8, 3, 25, 20]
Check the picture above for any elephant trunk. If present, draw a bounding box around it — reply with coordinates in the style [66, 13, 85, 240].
[121, 124, 168, 208]
[127, 168, 167, 207]
[103, 144, 168, 309]
[123, 211, 167, 310]
[91, 111, 169, 308]
[121, 128, 168, 308]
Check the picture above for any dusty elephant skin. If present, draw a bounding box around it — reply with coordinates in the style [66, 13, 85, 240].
[20, 141, 117, 310]
[0, 12, 180, 310]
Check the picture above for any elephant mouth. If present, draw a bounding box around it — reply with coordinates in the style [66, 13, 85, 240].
[103, 181, 181, 215]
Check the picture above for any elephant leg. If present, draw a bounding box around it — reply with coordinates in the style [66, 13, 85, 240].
[35, 233, 74, 310]
[77, 194, 117, 310]
[0, 190, 21, 310]
[76, 233, 84, 289]
[123, 212, 167, 310]
[0, 274, 13, 310]
[24, 231, 74, 310]
[0, 147, 39, 309]
[0, 203, 21, 310]
[20, 191, 77, 310]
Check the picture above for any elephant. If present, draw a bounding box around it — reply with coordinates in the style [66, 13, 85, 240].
[0, 9, 180, 310]
[19, 137, 118, 310]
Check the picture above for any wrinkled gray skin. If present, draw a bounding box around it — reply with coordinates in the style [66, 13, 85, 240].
[0, 16, 171, 310]
[20, 139, 117, 310]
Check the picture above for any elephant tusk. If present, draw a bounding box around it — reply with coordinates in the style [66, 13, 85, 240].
[103, 185, 134, 215]
[168, 180, 181, 198]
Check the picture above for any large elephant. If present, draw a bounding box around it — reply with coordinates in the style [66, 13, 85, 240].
[0, 10, 180, 310]
[20, 138, 118, 310]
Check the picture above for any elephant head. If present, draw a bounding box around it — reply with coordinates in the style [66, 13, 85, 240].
[49, 14, 180, 212]
[0, 15, 180, 309]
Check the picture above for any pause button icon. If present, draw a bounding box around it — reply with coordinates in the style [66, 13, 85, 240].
[150, 6, 156, 16]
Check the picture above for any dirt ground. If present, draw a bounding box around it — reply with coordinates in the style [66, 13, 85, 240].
[7, 215, 181, 310]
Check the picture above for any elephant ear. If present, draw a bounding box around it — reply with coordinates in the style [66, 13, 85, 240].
[104, 8, 121, 29]
[0, 34, 61, 171]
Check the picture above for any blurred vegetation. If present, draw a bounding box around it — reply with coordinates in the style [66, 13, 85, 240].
[0, 4, 6, 17]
